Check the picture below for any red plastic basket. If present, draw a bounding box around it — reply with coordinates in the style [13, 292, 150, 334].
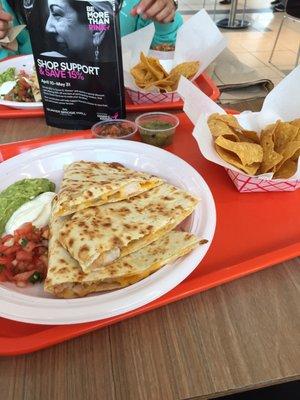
[0, 73, 219, 118]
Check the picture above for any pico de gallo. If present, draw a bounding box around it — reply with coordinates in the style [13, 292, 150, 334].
[3, 70, 35, 103]
[0, 222, 49, 287]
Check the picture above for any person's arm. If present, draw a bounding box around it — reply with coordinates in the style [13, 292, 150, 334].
[135, 10, 183, 46]
[0, 6, 12, 39]
[0, 4, 14, 59]
[0, 2, 32, 60]
[131, 0, 177, 23]
[129, 0, 183, 46]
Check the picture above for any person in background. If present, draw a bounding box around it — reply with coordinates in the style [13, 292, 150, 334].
[0, 0, 182, 60]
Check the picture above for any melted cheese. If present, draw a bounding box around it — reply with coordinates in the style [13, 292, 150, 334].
[57, 181, 157, 216]
[120, 208, 193, 258]
[50, 242, 199, 298]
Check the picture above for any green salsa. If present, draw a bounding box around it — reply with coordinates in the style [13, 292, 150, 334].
[0, 178, 55, 235]
[140, 120, 175, 147]
[141, 121, 173, 130]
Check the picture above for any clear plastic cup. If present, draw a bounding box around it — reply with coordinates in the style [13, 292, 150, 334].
[91, 119, 137, 140]
[135, 112, 180, 147]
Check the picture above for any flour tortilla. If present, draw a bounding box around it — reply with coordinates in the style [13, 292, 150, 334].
[45, 215, 201, 298]
[53, 161, 163, 217]
[59, 183, 199, 273]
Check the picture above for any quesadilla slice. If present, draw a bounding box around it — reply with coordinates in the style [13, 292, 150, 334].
[53, 161, 163, 217]
[45, 215, 201, 298]
[58, 183, 199, 273]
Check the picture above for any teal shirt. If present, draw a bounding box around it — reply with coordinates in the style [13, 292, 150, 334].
[119, 0, 183, 47]
[0, 0, 183, 60]
[0, 0, 32, 59]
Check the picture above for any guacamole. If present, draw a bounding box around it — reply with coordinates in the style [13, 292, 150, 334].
[0, 68, 16, 86]
[0, 178, 55, 235]
[139, 120, 175, 147]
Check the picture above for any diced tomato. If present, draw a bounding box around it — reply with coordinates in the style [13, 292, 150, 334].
[13, 270, 37, 282]
[0, 223, 49, 286]
[4, 268, 14, 281]
[35, 246, 47, 256]
[26, 231, 41, 242]
[0, 235, 15, 252]
[41, 226, 50, 240]
[16, 250, 33, 262]
[14, 223, 34, 238]
[1, 234, 14, 243]
[23, 241, 37, 253]
[0, 255, 13, 265]
[1, 243, 21, 255]
[14, 261, 29, 272]
[37, 255, 48, 274]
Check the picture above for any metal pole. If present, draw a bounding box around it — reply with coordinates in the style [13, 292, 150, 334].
[216, 0, 251, 29]
[241, 0, 248, 26]
[213, 0, 217, 21]
[295, 41, 300, 68]
[228, 0, 238, 27]
[269, 15, 286, 64]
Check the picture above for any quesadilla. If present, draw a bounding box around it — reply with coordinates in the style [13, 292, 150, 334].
[58, 183, 199, 273]
[45, 215, 201, 298]
[53, 161, 163, 217]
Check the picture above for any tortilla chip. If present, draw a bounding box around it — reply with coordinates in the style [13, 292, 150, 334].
[130, 54, 200, 92]
[158, 86, 173, 93]
[208, 113, 300, 178]
[273, 159, 297, 179]
[207, 113, 240, 139]
[259, 123, 283, 173]
[130, 64, 147, 82]
[234, 129, 260, 144]
[290, 118, 300, 128]
[215, 135, 263, 175]
[213, 114, 242, 131]
[169, 61, 199, 80]
[140, 52, 167, 80]
[273, 121, 299, 153]
[275, 140, 300, 171]
[215, 145, 261, 175]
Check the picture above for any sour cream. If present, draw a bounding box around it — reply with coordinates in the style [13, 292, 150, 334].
[0, 81, 16, 97]
[5, 192, 56, 234]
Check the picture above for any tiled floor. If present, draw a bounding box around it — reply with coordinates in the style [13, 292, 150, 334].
[178, 0, 300, 85]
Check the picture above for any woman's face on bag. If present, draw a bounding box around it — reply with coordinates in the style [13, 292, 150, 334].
[46, 0, 92, 56]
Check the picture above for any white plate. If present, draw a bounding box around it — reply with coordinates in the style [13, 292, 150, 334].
[0, 54, 42, 110]
[0, 139, 216, 325]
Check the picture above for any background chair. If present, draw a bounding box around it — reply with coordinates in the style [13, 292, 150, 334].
[269, 0, 300, 70]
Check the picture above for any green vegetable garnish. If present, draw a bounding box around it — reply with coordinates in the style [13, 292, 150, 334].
[0, 67, 16, 85]
[0, 178, 56, 235]
[29, 272, 43, 284]
[20, 238, 29, 247]
[0, 264, 5, 272]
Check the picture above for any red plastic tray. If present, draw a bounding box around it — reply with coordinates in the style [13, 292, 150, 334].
[0, 113, 299, 356]
[0, 73, 219, 119]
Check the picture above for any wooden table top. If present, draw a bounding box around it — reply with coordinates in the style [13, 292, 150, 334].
[0, 117, 299, 400]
